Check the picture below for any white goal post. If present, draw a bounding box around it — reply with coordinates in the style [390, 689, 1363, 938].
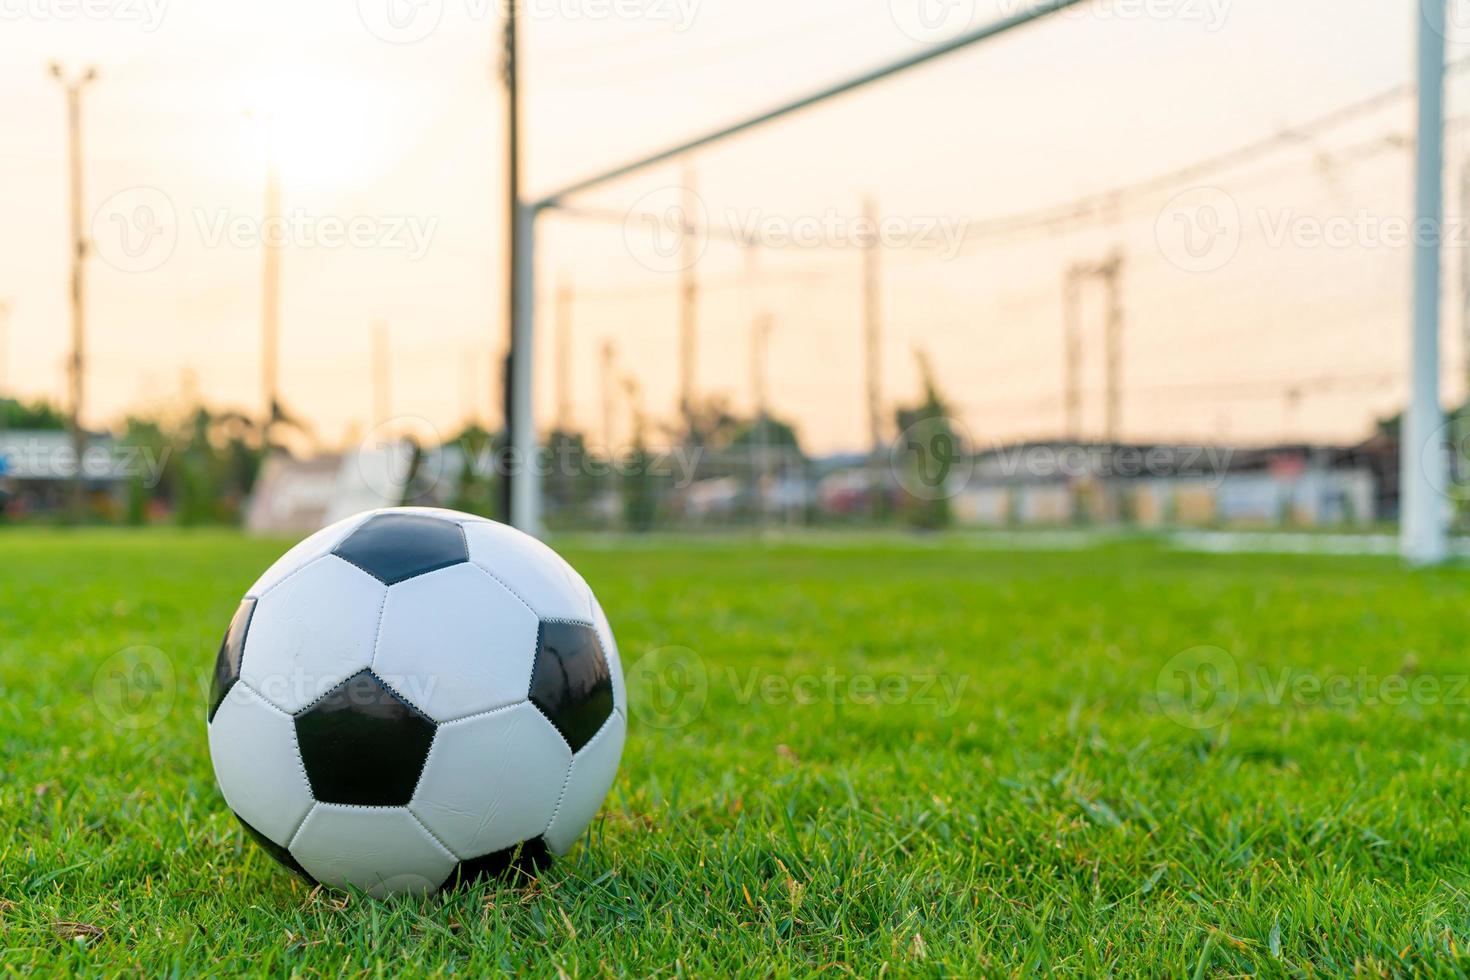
[506, 0, 1451, 566]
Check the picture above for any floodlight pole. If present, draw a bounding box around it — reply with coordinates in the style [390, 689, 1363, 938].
[1404, 0, 1449, 564]
[505, 0, 1091, 535]
[51, 63, 96, 522]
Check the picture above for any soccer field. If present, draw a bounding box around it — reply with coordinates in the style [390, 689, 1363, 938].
[4, 531, 1470, 974]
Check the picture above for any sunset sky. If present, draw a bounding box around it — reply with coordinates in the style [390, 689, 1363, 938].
[2, 0, 1467, 454]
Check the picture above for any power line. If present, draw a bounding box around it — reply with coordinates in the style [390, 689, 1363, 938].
[945, 58, 1470, 250]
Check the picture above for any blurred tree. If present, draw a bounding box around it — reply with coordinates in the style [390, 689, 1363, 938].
[447, 424, 502, 521]
[727, 413, 802, 453]
[544, 428, 597, 529]
[118, 405, 265, 526]
[893, 349, 959, 530]
[0, 397, 67, 430]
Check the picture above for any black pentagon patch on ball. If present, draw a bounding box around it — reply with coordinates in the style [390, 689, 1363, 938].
[528, 621, 614, 753]
[294, 670, 437, 806]
[208, 599, 256, 722]
[236, 814, 316, 885]
[332, 513, 468, 585]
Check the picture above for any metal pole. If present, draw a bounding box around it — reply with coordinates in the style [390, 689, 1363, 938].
[1103, 252, 1124, 444]
[373, 320, 391, 427]
[678, 161, 699, 435]
[261, 114, 281, 458]
[500, 0, 522, 526]
[554, 276, 572, 433]
[51, 64, 95, 520]
[600, 340, 616, 452]
[1063, 266, 1082, 440]
[1404, 0, 1449, 564]
[509, 202, 539, 533]
[0, 300, 10, 412]
[1458, 160, 1470, 499]
[752, 312, 774, 528]
[863, 197, 883, 459]
[535, 0, 1091, 208]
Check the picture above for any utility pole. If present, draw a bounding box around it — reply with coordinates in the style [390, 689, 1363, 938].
[1062, 251, 1125, 443]
[460, 345, 478, 425]
[751, 313, 774, 526]
[863, 196, 883, 459]
[1100, 251, 1124, 443]
[554, 276, 572, 433]
[622, 373, 645, 443]
[260, 112, 282, 459]
[372, 321, 391, 427]
[1062, 265, 1082, 440]
[51, 63, 96, 520]
[0, 299, 11, 417]
[500, 0, 524, 525]
[1404, 0, 1449, 564]
[600, 340, 617, 452]
[678, 160, 699, 438]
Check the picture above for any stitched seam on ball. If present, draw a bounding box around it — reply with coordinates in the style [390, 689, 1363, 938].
[284, 703, 316, 825]
[543, 758, 576, 840]
[252, 514, 369, 600]
[466, 562, 538, 616]
[405, 807, 460, 862]
[253, 552, 330, 603]
[368, 579, 390, 673]
[575, 574, 595, 623]
[377, 559, 467, 588]
[544, 710, 617, 838]
[367, 669, 437, 794]
[237, 680, 292, 719]
[285, 801, 318, 850]
[330, 549, 390, 585]
[528, 622, 574, 753]
[438, 698, 526, 728]
[224, 682, 317, 848]
[293, 669, 363, 716]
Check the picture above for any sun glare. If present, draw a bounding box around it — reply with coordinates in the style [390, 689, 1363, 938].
[248, 71, 382, 189]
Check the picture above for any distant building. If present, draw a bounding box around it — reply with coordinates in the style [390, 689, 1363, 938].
[0, 430, 125, 516]
[244, 453, 344, 536]
[949, 441, 1379, 529]
[244, 439, 468, 536]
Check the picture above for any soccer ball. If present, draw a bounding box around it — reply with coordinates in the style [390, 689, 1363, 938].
[206, 507, 626, 896]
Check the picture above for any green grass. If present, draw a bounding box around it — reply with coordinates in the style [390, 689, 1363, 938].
[5, 530, 1470, 975]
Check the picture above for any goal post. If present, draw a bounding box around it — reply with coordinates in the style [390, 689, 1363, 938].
[1404, 0, 1449, 564]
[507, 0, 1455, 566]
[506, 0, 1095, 535]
